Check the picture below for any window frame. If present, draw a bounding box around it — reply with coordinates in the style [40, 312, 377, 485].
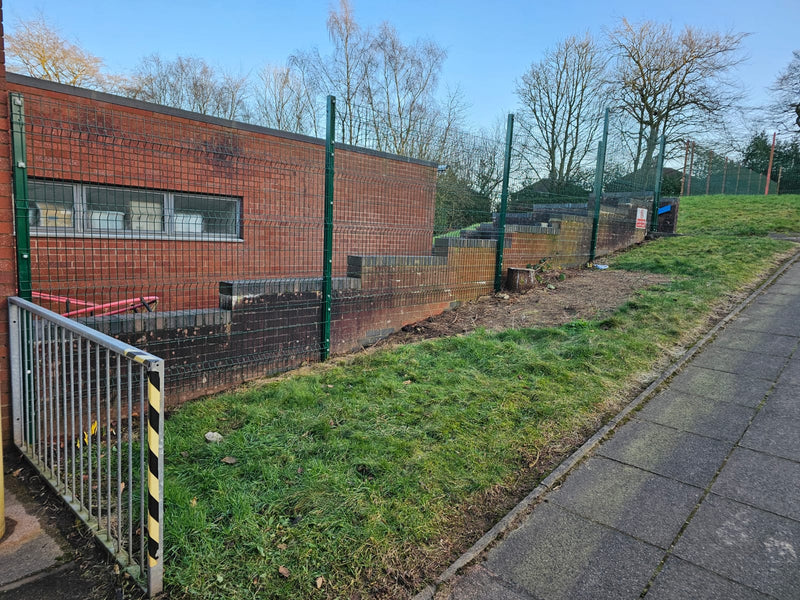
[27, 179, 243, 241]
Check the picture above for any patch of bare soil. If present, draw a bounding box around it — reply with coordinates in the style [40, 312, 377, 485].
[376, 266, 671, 347]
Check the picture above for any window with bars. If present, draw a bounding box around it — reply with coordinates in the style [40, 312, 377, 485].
[28, 179, 242, 239]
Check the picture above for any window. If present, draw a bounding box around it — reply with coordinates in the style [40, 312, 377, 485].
[28, 180, 241, 239]
[86, 186, 164, 232]
[173, 194, 239, 237]
[29, 180, 75, 228]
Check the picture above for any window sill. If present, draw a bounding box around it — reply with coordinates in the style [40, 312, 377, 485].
[29, 229, 245, 243]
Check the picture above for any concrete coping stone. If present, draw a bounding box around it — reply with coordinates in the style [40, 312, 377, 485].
[434, 238, 496, 249]
[347, 255, 449, 268]
[506, 224, 559, 235]
[557, 214, 594, 224]
[220, 276, 361, 297]
[82, 307, 232, 335]
[504, 202, 589, 211]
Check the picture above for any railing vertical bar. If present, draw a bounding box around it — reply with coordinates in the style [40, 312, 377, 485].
[69, 330, 77, 500]
[95, 343, 102, 529]
[16, 305, 26, 448]
[105, 348, 112, 544]
[10, 302, 24, 448]
[9, 301, 22, 447]
[46, 322, 54, 476]
[57, 327, 63, 490]
[23, 311, 33, 448]
[40, 321, 47, 468]
[87, 341, 94, 518]
[51, 326, 57, 478]
[127, 361, 134, 565]
[116, 354, 123, 553]
[36, 317, 43, 463]
[60, 327, 68, 492]
[54, 325, 62, 487]
[42, 319, 50, 468]
[77, 336, 84, 508]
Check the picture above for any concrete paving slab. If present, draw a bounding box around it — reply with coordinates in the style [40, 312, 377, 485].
[667, 366, 773, 407]
[738, 302, 791, 319]
[636, 389, 756, 441]
[761, 385, 800, 419]
[711, 328, 798, 358]
[645, 557, 772, 600]
[711, 447, 800, 521]
[750, 292, 800, 307]
[690, 347, 787, 381]
[485, 502, 662, 600]
[775, 358, 800, 387]
[0, 487, 65, 588]
[673, 494, 800, 599]
[724, 313, 800, 336]
[445, 565, 534, 600]
[739, 410, 800, 462]
[765, 282, 800, 294]
[547, 456, 702, 548]
[0, 563, 89, 600]
[597, 419, 732, 488]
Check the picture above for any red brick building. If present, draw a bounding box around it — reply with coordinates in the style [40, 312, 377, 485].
[0, 48, 649, 444]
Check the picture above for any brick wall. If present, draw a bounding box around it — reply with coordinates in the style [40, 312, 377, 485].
[0, 5, 16, 448]
[7, 75, 437, 312]
[84, 206, 647, 407]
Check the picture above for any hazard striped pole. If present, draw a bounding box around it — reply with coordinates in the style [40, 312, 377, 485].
[124, 349, 164, 596]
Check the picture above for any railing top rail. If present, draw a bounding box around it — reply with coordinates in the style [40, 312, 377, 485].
[9, 295, 164, 369]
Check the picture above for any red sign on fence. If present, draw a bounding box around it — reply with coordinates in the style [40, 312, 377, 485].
[635, 208, 648, 229]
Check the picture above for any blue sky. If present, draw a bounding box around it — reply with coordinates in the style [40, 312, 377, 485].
[3, 0, 798, 132]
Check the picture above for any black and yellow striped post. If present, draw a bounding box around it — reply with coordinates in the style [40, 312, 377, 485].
[124, 349, 164, 597]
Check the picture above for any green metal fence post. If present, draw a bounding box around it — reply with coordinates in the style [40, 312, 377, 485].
[721, 158, 728, 194]
[10, 93, 32, 301]
[735, 163, 741, 194]
[680, 141, 689, 196]
[589, 108, 609, 264]
[321, 95, 335, 361]
[650, 135, 666, 233]
[493, 114, 514, 293]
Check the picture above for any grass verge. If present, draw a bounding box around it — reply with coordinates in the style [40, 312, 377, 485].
[677, 194, 800, 235]
[163, 195, 800, 599]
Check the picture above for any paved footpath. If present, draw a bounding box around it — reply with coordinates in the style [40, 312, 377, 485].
[445, 260, 800, 600]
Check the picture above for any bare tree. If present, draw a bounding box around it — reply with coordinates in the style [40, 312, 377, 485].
[770, 50, 800, 133]
[126, 54, 249, 121]
[515, 33, 606, 190]
[253, 64, 321, 135]
[290, 0, 373, 145]
[607, 19, 746, 172]
[6, 16, 120, 90]
[364, 24, 448, 157]
[287, 0, 460, 155]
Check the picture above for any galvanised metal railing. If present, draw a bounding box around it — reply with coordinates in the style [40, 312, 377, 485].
[8, 296, 164, 596]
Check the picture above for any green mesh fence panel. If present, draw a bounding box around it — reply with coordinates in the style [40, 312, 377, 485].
[16, 84, 665, 403]
[681, 141, 778, 196]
